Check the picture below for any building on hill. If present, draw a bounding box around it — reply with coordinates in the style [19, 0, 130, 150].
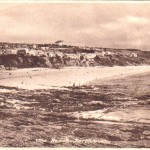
[33, 44, 37, 49]
[38, 44, 49, 50]
[15, 43, 23, 48]
[130, 52, 138, 58]
[21, 44, 28, 48]
[55, 40, 64, 46]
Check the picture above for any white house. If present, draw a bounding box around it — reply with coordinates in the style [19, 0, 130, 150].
[33, 44, 37, 49]
[130, 52, 138, 58]
[55, 40, 64, 46]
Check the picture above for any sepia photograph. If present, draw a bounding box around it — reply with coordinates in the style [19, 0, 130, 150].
[0, 1, 150, 148]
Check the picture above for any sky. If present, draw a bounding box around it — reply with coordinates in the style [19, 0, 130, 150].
[0, 3, 150, 50]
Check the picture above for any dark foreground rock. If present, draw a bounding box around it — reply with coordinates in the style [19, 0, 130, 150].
[0, 72, 150, 147]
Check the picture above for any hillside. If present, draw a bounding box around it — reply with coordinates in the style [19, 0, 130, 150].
[0, 49, 150, 69]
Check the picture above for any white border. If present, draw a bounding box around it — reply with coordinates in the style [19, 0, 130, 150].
[0, 0, 150, 3]
[0, 1, 150, 150]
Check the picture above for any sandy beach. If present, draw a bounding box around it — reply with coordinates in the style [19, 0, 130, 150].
[0, 66, 150, 89]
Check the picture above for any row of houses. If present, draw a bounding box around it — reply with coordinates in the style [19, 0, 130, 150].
[0, 41, 138, 58]
[0, 47, 138, 60]
[0, 41, 120, 52]
[0, 40, 65, 50]
[0, 48, 46, 56]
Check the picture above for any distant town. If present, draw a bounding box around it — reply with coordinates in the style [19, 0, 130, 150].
[0, 40, 142, 58]
[1, 40, 150, 70]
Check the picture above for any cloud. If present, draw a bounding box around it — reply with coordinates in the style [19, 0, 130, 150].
[0, 3, 150, 50]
